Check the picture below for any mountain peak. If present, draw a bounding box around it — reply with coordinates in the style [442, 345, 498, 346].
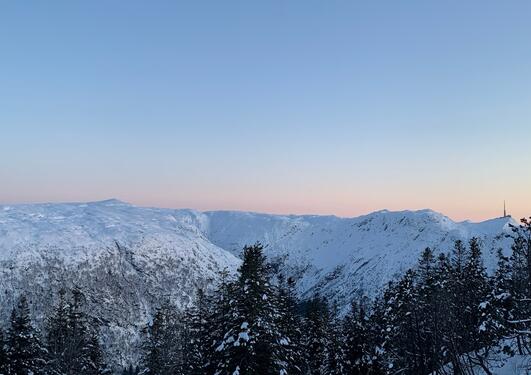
[90, 198, 130, 206]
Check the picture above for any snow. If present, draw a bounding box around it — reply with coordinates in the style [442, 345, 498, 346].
[0, 199, 518, 365]
[238, 332, 250, 342]
[0, 199, 516, 305]
[496, 354, 531, 374]
[434, 351, 530, 374]
[200, 207, 516, 305]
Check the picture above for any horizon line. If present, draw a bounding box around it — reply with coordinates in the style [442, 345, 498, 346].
[0, 197, 516, 225]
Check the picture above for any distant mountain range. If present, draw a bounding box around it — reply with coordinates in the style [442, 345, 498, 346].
[0, 199, 516, 367]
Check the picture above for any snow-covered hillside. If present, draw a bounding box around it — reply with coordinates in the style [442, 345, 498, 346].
[0, 199, 517, 366]
[0, 199, 240, 366]
[198, 209, 515, 305]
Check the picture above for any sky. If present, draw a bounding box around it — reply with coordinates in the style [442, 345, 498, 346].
[1, 1, 530, 222]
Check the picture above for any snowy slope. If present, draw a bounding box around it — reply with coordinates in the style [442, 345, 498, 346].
[432, 340, 531, 375]
[0, 199, 517, 366]
[197, 209, 515, 306]
[0, 199, 240, 366]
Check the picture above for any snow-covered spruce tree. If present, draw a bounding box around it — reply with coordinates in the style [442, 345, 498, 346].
[325, 302, 346, 375]
[301, 296, 331, 375]
[365, 295, 388, 375]
[444, 239, 472, 373]
[415, 247, 446, 373]
[0, 327, 8, 374]
[141, 301, 186, 375]
[379, 254, 446, 375]
[342, 297, 376, 375]
[184, 288, 213, 375]
[206, 269, 236, 375]
[372, 269, 429, 374]
[379, 269, 424, 374]
[460, 238, 498, 372]
[45, 288, 69, 374]
[423, 240, 497, 374]
[472, 249, 514, 372]
[366, 239, 514, 375]
[212, 243, 289, 375]
[85, 330, 110, 375]
[45, 288, 110, 375]
[67, 288, 90, 373]
[275, 275, 304, 375]
[508, 217, 531, 354]
[6, 295, 46, 375]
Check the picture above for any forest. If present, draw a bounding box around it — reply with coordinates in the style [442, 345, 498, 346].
[1, 218, 531, 375]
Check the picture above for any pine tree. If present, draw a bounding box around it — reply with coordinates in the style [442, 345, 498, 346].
[473, 249, 514, 370]
[6, 295, 46, 375]
[212, 243, 287, 375]
[454, 238, 491, 372]
[68, 288, 91, 373]
[206, 269, 236, 375]
[325, 302, 345, 375]
[141, 301, 185, 375]
[380, 269, 422, 374]
[302, 296, 330, 375]
[465, 239, 489, 335]
[343, 298, 373, 375]
[509, 217, 531, 354]
[184, 288, 212, 375]
[416, 247, 444, 372]
[275, 275, 304, 374]
[45, 288, 109, 375]
[445, 240, 472, 373]
[0, 327, 8, 375]
[86, 331, 110, 375]
[46, 288, 69, 375]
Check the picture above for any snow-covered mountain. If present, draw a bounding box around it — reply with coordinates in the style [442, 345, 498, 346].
[0, 199, 240, 366]
[198, 209, 515, 305]
[0, 199, 517, 367]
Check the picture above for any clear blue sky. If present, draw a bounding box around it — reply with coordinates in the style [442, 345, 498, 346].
[1, 1, 530, 220]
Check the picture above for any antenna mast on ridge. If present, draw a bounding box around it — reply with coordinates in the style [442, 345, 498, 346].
[504, 200, 507, 217]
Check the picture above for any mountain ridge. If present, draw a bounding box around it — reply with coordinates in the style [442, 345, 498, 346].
[2, 198, 510, 223]
[0, 199, 517, 367]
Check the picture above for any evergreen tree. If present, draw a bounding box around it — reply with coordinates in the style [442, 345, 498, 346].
[206, 269, 236, 375]
[509, 217, 531, 354]
[0, 327, 8, 375]
[460, 238, 492, 372]
[416, 247, 445, 372]
[86, 331, 110, 375]
[446, 239, 472, 373]
[275, 275, 304, 374]
[302, 296, 330, 375]
[6, 295, 46, 375]
[141, 301, 185, 375]
[45, 288, 69, 374]
[473, 249, 514, 371]
[343, 299, 370, 374]
[325, 302, 345, 375]
[184, 288, 212, 375]
[380, 270, 424, 374]
[212, 243, 287, 375]
[45, 288, 109, 375]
